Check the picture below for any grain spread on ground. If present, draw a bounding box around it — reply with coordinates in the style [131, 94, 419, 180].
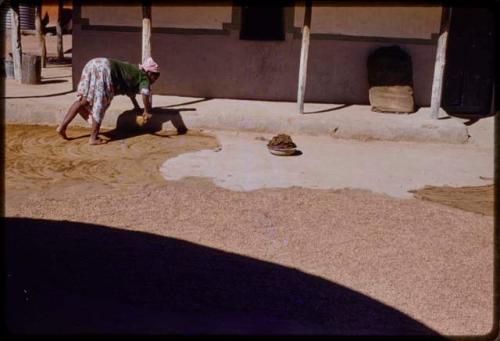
[409, 185, 493, 216]
[267, 134, 297, 149]
[4, 124, 493, 335]
[5, 124, 218, 194]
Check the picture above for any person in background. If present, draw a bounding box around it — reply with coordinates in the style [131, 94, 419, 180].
[56, 57, 160, 145]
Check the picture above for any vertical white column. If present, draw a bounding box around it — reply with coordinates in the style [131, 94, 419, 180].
[297, 0, 312, 114]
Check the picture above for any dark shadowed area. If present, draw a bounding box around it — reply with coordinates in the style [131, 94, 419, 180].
[4, 217, 442, 336]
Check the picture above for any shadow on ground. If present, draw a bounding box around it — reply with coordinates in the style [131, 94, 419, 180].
[4, 217, 442, 336]
[46, 56, 72, 65]
[40, 79, 68, 85]
[2, 90, 75, 99]
[103, 107, 190, 142]
[303, 104, 351, 114]
[164, 97, 212, 108]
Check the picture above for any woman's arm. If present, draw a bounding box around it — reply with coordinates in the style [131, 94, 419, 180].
[128, 93, 141, 110]
[142, 92, 153, 123]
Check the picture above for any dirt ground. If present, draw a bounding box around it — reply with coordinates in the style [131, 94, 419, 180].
[4, 124, 494, 335]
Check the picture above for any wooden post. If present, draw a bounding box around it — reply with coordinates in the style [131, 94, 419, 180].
[142, 0, 152, 63]
[10, 0, 22, 81]
[297, 0, 312, 114]
[56, 0, 64, 59]
[21, 54, 41, 84]
[430, 7, 451, 119]
[35, 1, 47, 68]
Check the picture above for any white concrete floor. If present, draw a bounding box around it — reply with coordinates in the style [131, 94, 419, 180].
[160, 117, 494, 198]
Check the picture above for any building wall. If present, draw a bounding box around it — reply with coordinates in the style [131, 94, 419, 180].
[73, 2, 441, 106]
[80, 2, 232, 28]
[81, 3, 141, 26]
[295, 2, 441, 39]
[151, 4, 232, 29]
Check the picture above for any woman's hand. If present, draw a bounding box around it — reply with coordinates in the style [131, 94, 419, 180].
[142, 111, 153, 124]
[141, 92, 153, 124]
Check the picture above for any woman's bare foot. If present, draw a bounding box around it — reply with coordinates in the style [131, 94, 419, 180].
[88, 138, 108, 145]
[56, 126, 69, 140]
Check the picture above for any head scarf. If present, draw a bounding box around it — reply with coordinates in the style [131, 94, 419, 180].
[139, 57, 159, 73]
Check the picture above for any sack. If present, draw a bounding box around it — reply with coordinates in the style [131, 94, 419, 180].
[369, 85, 414, 113]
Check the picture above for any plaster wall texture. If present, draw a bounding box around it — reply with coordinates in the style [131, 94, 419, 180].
[82, 2, 232, 29]
[81, 3, 442, 38]
[151, 4, 232, 29]
[295, 3, 442, 39]
[75, 4, 438, 106]
[72, 29, 142, 87]
[82, 3, 142, 27]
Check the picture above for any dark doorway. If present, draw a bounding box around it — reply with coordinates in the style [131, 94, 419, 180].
[239, 2, 285, 41]
[442, 7, 495, 118]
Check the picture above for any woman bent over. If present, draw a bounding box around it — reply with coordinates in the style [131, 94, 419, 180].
[56, 57, 160, 145]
